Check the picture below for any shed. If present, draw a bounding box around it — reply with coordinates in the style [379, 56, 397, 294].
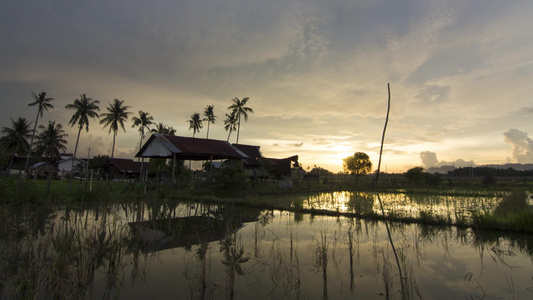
[136, 134, 249, 180]
[106, 158, 146, 180]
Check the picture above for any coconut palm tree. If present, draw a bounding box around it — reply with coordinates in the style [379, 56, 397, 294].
[131, 110, 154, 180]
[203, 105, 216, 139]
[99, 99, 131, 158]
[0, 117, 32, 173]
[131, 110, 155, 155]
[65, 94, 100, 176]
[188, 113, 203, 138]
[25, 91, 54, 172]
[227, 97, 253, 144]
[151, 123, 176, 135]
[33, 121, 67, 193]
[223, 111, 238, 142]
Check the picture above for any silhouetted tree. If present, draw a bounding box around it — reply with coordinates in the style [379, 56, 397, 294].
[228, 97, 253, 144]
[0, 117, 32, 173]
[65, 94, 100, 175]
[224, 111, 238, 142]
[203, 105, 216, 139]
[34, 121, 67, 193]
[405, 167, 425, 184]
[151, 122, 176, 135]
[100, 99, 131, 158]
[188, 113, 203, 138]
[26, 91, 54, 172]
[132, 110, 154, 179]
[343, 152, 372, 182]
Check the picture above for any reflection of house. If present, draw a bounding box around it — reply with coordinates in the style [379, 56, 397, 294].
[105, 158, 147, 180]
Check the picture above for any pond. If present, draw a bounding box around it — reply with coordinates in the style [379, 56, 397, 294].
[1, 192, 532, 299]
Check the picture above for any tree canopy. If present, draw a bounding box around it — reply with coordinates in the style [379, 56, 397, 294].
[343, 152, 372, 180]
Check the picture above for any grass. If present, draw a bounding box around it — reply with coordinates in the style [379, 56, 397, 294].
[2, 175, 533, 234]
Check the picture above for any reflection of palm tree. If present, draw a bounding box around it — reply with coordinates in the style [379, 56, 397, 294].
[26, 91, 54, 172]
[220, 231, 249, 299]
[65, 94, 100, 175]
[34, 121, 67, 193]
[99, 99, 131, 158]
[203, 105, 216, 139]
[227, 97, 253, 144]
[224, 112, 238, 142]
[188, 113, 203, 138]
[0, 117, 32, 173]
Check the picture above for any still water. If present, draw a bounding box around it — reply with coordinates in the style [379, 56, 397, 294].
[1, 193, 532, 299]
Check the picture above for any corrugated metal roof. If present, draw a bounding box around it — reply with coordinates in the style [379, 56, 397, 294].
[108, 158, 145, 173]
[137, 134, 249, 160]
[233, 144, 262, 166]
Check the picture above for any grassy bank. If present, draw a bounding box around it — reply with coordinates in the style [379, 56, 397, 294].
[2, 176, 533, 234]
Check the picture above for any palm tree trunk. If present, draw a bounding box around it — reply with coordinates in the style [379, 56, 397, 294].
[236, 114, 241, 144]
[47, 164, 52, 194]
[375, 83, 391, 184]
[24, 113, 39, 173]
[227, 129, 232, 142]
[111, 131, 117, 158]
[139, 135, 144, 181]
[8, 154, 15, 175]
[206, 123, 210, 139]
[69, 126, 82, 191]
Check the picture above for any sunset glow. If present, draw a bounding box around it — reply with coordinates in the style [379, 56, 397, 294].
[2, 0, 533, 173]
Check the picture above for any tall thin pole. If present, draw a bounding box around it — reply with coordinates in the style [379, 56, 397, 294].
[375, 83, 390, 184]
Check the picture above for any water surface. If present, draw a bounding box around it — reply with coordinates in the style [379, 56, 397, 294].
[1, 194, 531, 299]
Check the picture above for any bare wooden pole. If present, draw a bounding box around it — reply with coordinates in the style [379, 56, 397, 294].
[375, 83, 390, 184]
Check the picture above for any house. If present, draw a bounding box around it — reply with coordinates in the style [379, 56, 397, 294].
[57, 157, 88, 177]
[136, 134, 249, 180]
[105, 158, 148, 180]
[232, 144, 299, 179]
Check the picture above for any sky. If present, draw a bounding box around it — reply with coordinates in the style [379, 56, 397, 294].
[1, 0, 533, 173]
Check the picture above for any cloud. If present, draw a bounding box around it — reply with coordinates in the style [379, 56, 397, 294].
[420, 151, 439, 168]
[415, 85, 451, 103]
[420, 151, 475, 169]
[504, 128, 533, 163]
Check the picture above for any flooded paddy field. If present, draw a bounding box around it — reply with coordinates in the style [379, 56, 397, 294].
[1, 192, 532, 299]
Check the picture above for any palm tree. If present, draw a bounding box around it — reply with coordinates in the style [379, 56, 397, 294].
[203, 105, 216, 139]
[151, 123, 176, 135]
[223, 111, 238, 142]
[188, 113, 203, 138]
[227, 97, 253, 144]
[65, 94, 100, 176]
[25, 91, 54, 172]
[0, 117, 32, 173]
[100, 99, 131, 158]
[131, 110, 155, 155]
[131, 110, 154, 180]
[33, 121, 67, 193]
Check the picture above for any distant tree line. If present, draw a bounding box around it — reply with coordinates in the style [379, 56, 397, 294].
[446, 166, 533, 177]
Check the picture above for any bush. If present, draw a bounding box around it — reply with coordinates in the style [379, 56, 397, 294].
[494, 190, 527, 217]
[213, 163, 250, 196]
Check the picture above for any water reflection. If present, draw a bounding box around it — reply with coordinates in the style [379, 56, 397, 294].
[300, 191, 501, 223]
[1, 199, 532, 299]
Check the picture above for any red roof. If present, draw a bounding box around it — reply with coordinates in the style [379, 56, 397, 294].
[108, 158, 146, 174]
[137, 134, 248, 160]
[233, 144, 262, 166]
